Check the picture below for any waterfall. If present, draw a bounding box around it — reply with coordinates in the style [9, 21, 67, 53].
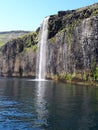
[36, 16, 49, 80]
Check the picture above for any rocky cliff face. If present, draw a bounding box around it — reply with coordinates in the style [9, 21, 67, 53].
[46, 3, 98, 80]
[47, 16, 98, 78]
[0, 3, 98, 80]
[0, 32, 38, 77]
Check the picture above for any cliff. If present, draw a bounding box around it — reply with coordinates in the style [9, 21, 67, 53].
[0, 32, 38, 77]
[47, 3, 98, 81]
[0, 3, 98, 83]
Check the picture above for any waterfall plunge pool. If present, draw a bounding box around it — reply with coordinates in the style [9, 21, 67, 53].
[0, 77, 98, 129]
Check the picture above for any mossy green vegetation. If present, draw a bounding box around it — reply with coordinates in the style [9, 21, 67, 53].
[64, 73, 73, 81]
[19, 31, 38, 46]
[93, 66, 98, 80]
[0, 41, 4, 47]
[91, 60, 98, 81]
[52, 56, 98, 86]
[53, 67, 98, 86]
[22, 31, 38, 52]
[31, 44, 38, 51]
[24, 44, 38, 52]
[1, 31, 38, 55]
[92, 9, 98, 16]
[76, 3, 98, 14]
[49, 36, 56, 43]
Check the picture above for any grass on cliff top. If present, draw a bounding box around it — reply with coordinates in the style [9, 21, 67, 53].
[0, 41, 4, 47]
[18, 31, 37, 39]
[76, 3, 98, 12]
[0, 31, 30, 46]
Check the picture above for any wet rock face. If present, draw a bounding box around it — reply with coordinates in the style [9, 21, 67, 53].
[47, 16, 98, 77]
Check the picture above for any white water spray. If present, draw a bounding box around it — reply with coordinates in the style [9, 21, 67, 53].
[36, 16, 49, 80]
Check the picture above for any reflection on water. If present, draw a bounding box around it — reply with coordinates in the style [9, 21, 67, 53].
[34, 81, 48, 128]
[0, 78, 98, 129]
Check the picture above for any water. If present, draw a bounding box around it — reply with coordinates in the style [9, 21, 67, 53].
[0, 78, 98, 129]
[36, 17, 49, 80]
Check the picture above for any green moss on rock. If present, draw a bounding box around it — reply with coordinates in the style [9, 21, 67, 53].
[92, 9, 98, 16]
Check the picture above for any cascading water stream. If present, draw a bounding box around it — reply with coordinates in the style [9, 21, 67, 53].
[36, 16, 49, 80]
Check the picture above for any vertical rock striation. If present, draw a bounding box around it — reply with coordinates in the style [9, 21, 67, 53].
[47, 16, 98, 78]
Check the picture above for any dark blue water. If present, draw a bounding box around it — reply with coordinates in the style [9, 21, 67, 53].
[0, 78, 98, 130]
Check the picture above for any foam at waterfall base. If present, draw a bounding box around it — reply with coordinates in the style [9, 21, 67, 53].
[34, 79, 48, 81]
[27, 79, 49, 81]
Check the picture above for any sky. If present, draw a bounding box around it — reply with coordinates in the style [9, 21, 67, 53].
[0, 0, 98, 32]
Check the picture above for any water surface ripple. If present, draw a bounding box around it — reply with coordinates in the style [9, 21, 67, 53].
[0, 78, 98, 129]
